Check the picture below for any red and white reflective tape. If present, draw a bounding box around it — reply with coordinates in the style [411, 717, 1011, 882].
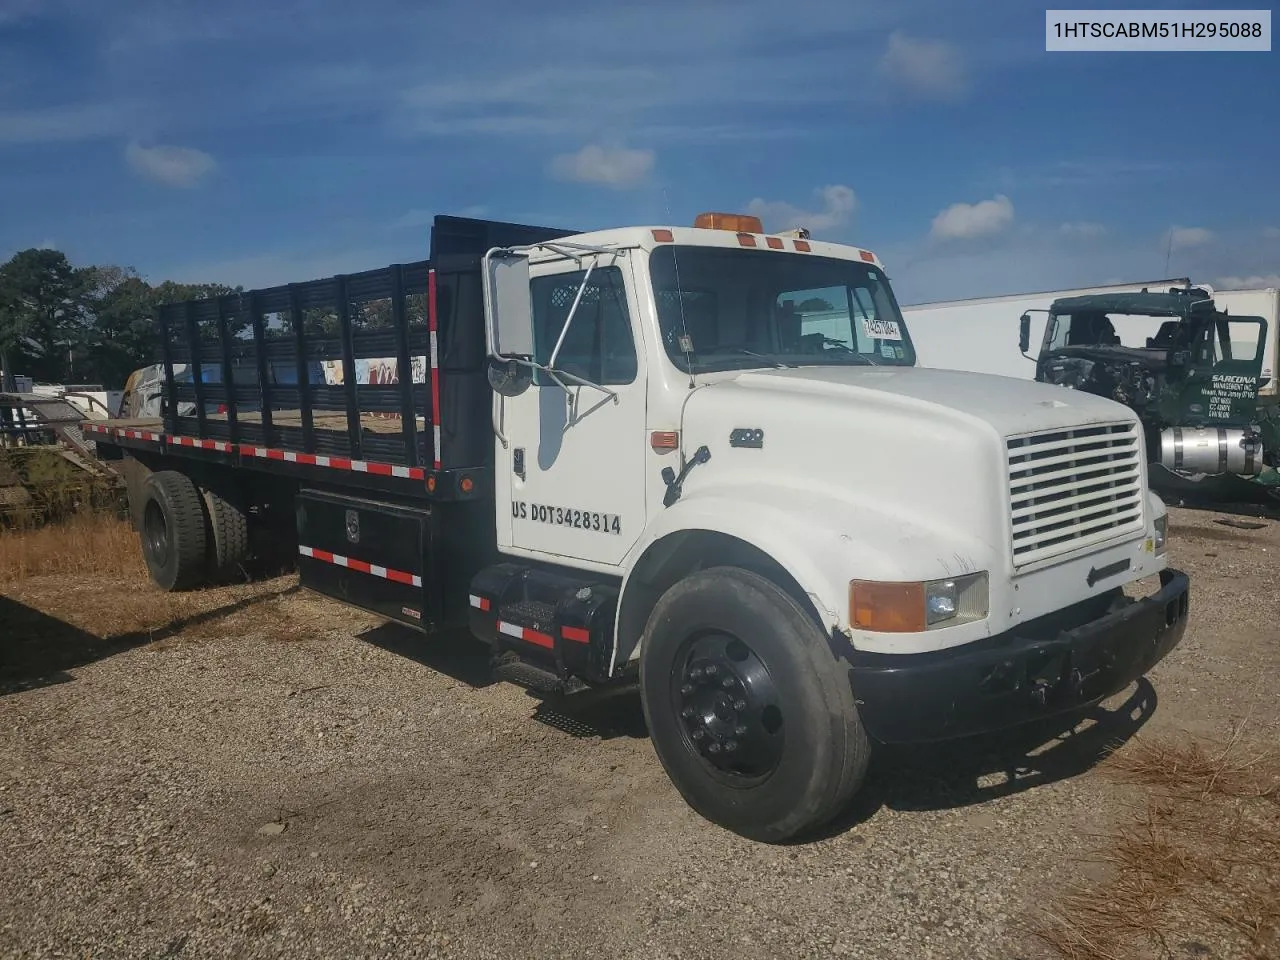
[297, 545, 422, 587]
[427, 268, 443, 471]
[474, 594, 591, 647]
[561, 625, 590, 645]
[172, 435, 234, 453]
[84, 423, 163, 443]
[496, 619, 554, 650]
[239, 446, 424, 479]
[89, 423, 426, 481]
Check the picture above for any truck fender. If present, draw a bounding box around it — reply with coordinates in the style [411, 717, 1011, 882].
[610, 486, 949, 675]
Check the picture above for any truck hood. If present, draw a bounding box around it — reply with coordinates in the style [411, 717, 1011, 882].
[693, 365, 1134, 437]
[674, 364, 1144, 575]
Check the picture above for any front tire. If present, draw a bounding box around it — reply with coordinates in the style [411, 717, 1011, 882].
[139, 471, 208, 592]
[639, 566, 870, 843]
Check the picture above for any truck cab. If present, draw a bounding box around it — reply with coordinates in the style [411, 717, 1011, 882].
[472, 213, 1188, 836]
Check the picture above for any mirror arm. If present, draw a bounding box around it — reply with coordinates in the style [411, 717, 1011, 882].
[491, 391, 508, 448]
[540, 364, 618, 402]
[548, 259, 597, 369]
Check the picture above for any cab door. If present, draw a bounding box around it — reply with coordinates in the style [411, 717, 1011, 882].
[492, 251, 649, 570]
[1184, 314, 1268, 424]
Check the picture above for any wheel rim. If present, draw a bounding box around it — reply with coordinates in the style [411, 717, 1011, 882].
[672, 632, 785, 781]
[143, 499, 170, 569]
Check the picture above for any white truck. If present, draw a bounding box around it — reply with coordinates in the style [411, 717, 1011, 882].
[88, 212, 1190, 843]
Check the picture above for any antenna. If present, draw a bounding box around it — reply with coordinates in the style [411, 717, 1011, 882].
[1163, 225, 1174, 276]
[662, 187, 697, 390]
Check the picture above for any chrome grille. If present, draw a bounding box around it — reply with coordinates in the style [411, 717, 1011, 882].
[1007, 421, 1145, 567]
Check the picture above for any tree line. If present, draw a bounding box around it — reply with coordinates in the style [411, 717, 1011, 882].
[0, 248, 425, 394]
[0, 247, 239, 392]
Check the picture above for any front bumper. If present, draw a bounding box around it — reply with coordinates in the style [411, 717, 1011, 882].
[849, 568, 1190, 744]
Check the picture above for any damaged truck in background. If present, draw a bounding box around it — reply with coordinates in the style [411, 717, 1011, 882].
[1018, 286, 1280, 511]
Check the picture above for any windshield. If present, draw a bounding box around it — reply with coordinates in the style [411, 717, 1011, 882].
[649, 245, 915, 373]
[1046, 310, 1263, 363]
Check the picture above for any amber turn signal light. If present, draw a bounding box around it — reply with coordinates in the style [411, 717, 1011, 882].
[849, 580, 927, 633]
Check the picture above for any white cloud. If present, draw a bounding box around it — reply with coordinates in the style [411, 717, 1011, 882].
[392, 205, 489, 230]
[0, 102, 130, 143]
[548, 143, 654, 188]
[879, 31, 968, 100]
[1166, 225, 1213, 250]
[929, 194, 1014, 242]
[160, 246, 407, 289]
[745, 185, 857, 234]
[1059, 221, 1107, 238]
[1263, 226, 1280, 239]
[0, 0, 42, 25]
[1216, 274, 1280, 290]
[125, 140, 217, 188]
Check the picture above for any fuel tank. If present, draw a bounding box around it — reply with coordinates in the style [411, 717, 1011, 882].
[1159, 426, 1264, 475]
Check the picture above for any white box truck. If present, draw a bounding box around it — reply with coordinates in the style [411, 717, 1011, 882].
[1213, 287, 1280, 400]
[901, 279, 1192, 381]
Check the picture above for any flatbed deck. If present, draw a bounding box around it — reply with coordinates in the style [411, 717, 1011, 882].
[104, 411, 428, 436]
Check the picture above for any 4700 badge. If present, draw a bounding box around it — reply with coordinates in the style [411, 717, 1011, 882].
[513, 500, 622, 535]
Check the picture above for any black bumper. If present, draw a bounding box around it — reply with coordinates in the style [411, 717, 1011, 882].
[850, 568, 1190, 744]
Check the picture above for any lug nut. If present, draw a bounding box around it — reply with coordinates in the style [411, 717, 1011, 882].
[691, 729, 705, 741]
[690, 666, 703, 680]
[721, 677, 734, 689]
[708, 742, 721, 754]
[705, 664, 717, 676]
[724, 740, 738, 752]
[681, 683, 694, 696]
[681, 707, 694, 719]
[733, 699, 747, 711]
[734, 725, 748, 737]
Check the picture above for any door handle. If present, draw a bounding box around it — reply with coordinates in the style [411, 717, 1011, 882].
[513, 447, 526, 480]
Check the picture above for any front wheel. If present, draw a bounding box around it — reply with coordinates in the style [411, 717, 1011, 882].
[639, 566, 871, 843]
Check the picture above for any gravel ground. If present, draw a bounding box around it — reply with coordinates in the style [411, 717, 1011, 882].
[1, 506, 1277, 960]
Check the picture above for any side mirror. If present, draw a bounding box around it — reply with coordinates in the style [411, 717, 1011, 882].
[1018, 313, 1031, 354]
[482, 249, 534, 360]
[486, 356, 532, 398]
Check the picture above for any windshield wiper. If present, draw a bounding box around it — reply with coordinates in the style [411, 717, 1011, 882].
[719, 347, 789, 369]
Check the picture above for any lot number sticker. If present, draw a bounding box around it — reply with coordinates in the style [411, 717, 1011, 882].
[861, 317, 902, 341]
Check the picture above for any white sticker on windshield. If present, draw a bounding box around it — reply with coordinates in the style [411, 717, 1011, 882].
[880, 343, 896, 358]
[861, 317, 902, 341]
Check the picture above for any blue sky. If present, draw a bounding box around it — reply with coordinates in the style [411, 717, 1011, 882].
[1, 0, 1278, 303]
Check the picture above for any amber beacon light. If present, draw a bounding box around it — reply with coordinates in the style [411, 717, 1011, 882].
[693, 212, 764, 233]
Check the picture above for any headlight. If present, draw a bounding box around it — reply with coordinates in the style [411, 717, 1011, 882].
[1154, 514, 1168, 555]
[849, 572, 989, 633]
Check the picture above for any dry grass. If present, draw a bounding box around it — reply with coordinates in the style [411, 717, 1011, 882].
[2, 509, 382, 693]
[1032, 726, 1280, 960]
[0, 510, 144, 583]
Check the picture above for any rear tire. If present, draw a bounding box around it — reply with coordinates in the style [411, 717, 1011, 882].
[639, 566, 871, 843]
[140, 471, 208, 592]
[202, 487, 250, 583]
